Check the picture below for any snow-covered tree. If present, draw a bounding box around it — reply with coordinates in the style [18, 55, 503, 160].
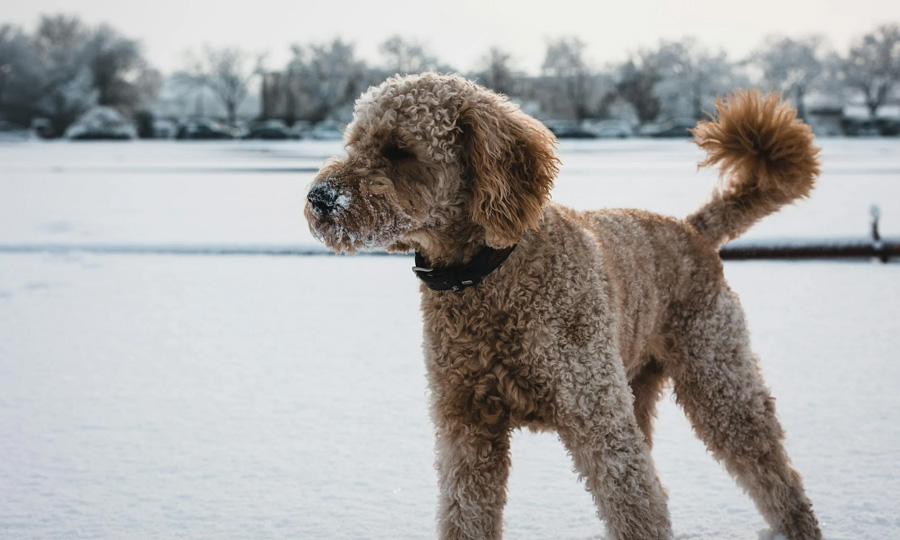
[840, 23, 900, 116]
[542, 37, 593, 121]
[31, 15, 95, 133]
[172, 51, 209, 117]
[3, 14, 161, 134]
[285, 39, 366, 123]
[648, 38, 735, 120]
[0, 24, 45, 125]
[378, 35, 438, 76]
[474, 47, 517, 96]
[615, 56, 661, 124]
[85, 24, 158, 116]
[753, 35, 827, 120]
[201, 46, 262, 126]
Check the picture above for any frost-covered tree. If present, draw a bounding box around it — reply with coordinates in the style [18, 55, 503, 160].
[31, 15, 96, 134]
[32, 14, 87, 62]
[173, 51, 209, 117]
[542, 37, 593, 121]
[3, 14, 161, 134]
[840, 23, 900, 116]
[474, 47, 517, 96]
[378, 35, 438, 76]
[285, 39, 366, 123]
[648, 38, 735, 120]
[753, 35, 826, 120]
[0, 24, 45, 125]
[85, 24, 158, 115]
[201, 46, 262, 125]
[615, 56, 661, 124]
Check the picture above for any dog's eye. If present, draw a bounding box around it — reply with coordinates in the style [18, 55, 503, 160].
[382, 144, 415, 161]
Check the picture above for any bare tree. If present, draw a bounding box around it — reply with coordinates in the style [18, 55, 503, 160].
[379, 35, 438, 75]
[753, 35, 826, 120]
[172, 50, 208, 116]
[841, 23, 900, 116]
[285, 38, 366, 123]
[474, 47, 516, 96]
[616, 55, 661, 124]
[133, 66, 163, 112]
[542, 37, 592, 121]
[649, 38, 735, 120]
[202, 46, 262, 125]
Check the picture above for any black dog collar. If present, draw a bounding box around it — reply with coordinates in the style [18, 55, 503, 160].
[413, 245, 516, 292]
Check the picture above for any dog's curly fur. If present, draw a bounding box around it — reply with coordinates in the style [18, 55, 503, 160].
[306, 73, 822, 540]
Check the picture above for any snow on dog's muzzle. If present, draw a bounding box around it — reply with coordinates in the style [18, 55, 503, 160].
[307, 182, 350, 216]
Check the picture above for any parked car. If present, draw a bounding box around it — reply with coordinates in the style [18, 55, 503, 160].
[288, 121, 313, 140]
[175, 120, 238, 140]
[587, 120, 633, 139]
[310, 121, 344, 140]
[840, 118, 880, 137]
[543, 120, 596, 139]
[875, 118, 900, 137]
[243, 120, 298, 140]
[152, 118, 178, 139]
[30, 117, 55, 139]
[64, 107, 136, 140]
[0, 120, 33, 141]
[644, 118, 696, 138]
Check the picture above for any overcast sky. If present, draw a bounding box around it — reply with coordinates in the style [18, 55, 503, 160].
[4, 0, 899, 74]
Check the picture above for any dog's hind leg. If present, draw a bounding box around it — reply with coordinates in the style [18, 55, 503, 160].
[668, 289, 822, 540]
[629, 357, 669, 449]
[555, 351, 672, 540]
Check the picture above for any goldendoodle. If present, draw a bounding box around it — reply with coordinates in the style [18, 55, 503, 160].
[305, 73, 822, 540]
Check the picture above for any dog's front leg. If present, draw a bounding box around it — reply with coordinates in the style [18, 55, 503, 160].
[555, 354, 672, 540]
[433, 414, 511, 540]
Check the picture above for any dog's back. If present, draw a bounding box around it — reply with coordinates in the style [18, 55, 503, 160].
[575, 90, 820, 370]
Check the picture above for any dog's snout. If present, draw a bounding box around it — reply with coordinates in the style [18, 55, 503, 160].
[307, 184, 338, 216]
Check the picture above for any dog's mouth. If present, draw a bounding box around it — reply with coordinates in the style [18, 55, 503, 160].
[305, 206, 361, 253]
[306, 217, 373, 253]
[305, 192, 411, 253]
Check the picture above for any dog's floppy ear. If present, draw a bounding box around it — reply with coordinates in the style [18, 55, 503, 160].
[459, 96, 559, 248]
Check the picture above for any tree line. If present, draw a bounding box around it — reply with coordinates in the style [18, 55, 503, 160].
[0, 15, 161, 136]
[2, 14, 899, 136]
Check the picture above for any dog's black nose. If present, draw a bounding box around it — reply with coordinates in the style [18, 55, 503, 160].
[307, 184, 338, 216]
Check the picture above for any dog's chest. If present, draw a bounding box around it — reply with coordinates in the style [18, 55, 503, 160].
[422, 296, 558, 427]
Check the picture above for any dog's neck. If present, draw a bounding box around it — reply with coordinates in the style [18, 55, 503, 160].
[404, 222, 492, 267]
[412, 244, 516, 292]
[407, 221, 519, 292]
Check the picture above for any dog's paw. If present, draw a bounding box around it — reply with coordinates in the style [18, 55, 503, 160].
[756, 528, 789, 540]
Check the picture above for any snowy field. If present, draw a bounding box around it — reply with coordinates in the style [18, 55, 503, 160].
[1, 139, 899, 540]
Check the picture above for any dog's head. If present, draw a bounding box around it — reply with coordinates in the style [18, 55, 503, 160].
[304, 73, 559, 260]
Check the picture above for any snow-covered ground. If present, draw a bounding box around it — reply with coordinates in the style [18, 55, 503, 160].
[1, 139, 899, 540]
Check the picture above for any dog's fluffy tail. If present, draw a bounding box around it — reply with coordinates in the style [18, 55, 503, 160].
[687, 90, 820, 247]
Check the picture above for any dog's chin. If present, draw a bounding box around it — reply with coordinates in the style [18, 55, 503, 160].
[307, 220, 398, 254]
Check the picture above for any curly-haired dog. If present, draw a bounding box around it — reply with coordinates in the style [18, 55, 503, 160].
[305, 73, 822, 540]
